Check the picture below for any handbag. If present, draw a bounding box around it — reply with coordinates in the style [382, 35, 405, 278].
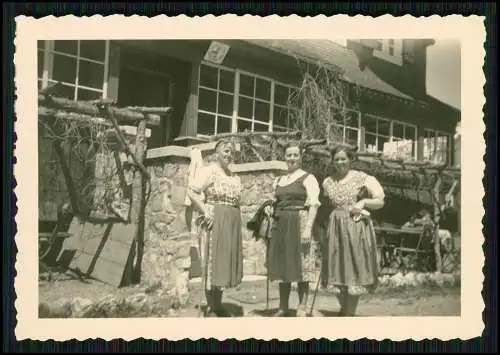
[258, 215, 273, 240]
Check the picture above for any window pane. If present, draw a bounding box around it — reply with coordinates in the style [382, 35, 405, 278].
[405, 126, 416, 140]
[77, 88, 103, 101]
[218, 93, 233, 117]
[365, 133, 377, 152]
[378, 136, 390, 152]
[393, 122, 405, 139]
[363, 115, 377, 134]
[255, 78, 271, 101]
[378, 119, 391, 136]
[217, 116, 232, 134]
[54, 41, 78, 55]
[254, 122, 269, 133]
[198, 88, 217, 113]
[197, 112, 215, 135]
[78, 60, 104, 89]
[52, 54, 77, 84]
[38, 49, 44, 79]
[219, 69, 234, 93]
[254, 101, 270, 123]
[238, 97, 253, 119]
[344, 112, 359, 128]
[80, 40, 106, 62]
[47, 81, 75, 100]
[273, 106, 288, 127]
[239, 74, 254, 97]
[346, 128, 359, 146]
[237, 119, 252, 132]
[199, 65, 218, 89]
[274, 85, 289, 106]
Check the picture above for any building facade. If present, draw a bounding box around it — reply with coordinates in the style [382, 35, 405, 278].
[37, 38, 460, 165]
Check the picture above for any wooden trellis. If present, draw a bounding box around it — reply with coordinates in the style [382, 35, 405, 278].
[38, 82, 172, 286]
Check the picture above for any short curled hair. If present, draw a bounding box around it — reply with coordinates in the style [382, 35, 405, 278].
[284, 140, 304, 156]
[329, 144, 357, 161]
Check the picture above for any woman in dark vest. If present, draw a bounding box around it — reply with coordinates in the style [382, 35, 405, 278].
[266, 141, 321, 317]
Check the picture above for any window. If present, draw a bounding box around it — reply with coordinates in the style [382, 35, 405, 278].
[332, 109, 361, 146]
[362, 114, 417, 159]
[372, 39, 403, 66]
[196, 62, 299, 136]
[423, 129, 452, 163]
[38, 40, 110, 100]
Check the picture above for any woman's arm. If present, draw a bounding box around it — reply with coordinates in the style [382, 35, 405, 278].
[358, 175, 385, 211]
[303, 175, 321, 233]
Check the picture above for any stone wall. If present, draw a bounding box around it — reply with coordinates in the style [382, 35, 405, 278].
[141, 154, 282, 288]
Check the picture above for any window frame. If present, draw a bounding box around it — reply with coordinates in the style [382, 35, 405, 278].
[38, 40, 111, 100]
[362, 113, 418, 159]
[423, 128, 452, 163]
[196, 61, 300, 138]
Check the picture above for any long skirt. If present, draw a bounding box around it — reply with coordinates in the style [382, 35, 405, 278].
[267, 209, 319, 283]
[198, 204, 244, 290]
[324, 208, 379, 296]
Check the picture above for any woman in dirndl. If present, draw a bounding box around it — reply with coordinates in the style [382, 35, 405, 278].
[187, 139, 243, 317]
[266, 141, 321, 317]
[322, 145, 385, 317]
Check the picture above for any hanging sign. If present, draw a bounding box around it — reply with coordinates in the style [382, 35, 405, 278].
[203, 41, 230, 64]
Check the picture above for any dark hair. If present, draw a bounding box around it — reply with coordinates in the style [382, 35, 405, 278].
[329, 144, 357, 161]
[283, 140, 304, 157]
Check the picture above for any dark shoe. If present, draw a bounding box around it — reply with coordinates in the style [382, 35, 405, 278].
[213, 307, 232, 317]
[272, 309, 289, 317]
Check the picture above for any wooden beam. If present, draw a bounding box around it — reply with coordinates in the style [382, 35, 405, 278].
[433, 176, 443, 272]
[52, 141, 80, 216]
[38, 94, 163, 127]
[130, 118, 148, 285]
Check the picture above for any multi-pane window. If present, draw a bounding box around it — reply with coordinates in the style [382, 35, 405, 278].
[38, 40, 110, 101]
[197, 64, 236, 135]
[197, 63, 298, 136]
[423, 129, 452, 163]
[332, 109, 361, 146]
[272, 83, 297, 132]
[362, 114, 417, 159]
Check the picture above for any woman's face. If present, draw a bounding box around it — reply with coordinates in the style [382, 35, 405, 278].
[332, 150, 350, 175]
[217, 143, 234, 167]
[285, 146, 302, 171]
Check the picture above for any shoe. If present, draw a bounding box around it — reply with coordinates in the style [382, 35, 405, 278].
[272, 309, 288, 317]
[296, 305, 308, 317]
[213, 307, 232, 317]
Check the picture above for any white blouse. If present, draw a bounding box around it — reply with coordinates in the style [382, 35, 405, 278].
[272, 169, 321, 207]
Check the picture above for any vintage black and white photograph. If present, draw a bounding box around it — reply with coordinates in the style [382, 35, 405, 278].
[14, 15, 485, 341]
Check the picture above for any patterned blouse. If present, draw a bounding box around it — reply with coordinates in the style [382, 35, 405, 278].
[189, 163, 242, 207]
[322, 170, 385, 209]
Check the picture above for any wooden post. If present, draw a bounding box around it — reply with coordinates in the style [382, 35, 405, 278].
[52, 140, 80, 217]
[130, 119, 148, 285]
[433, 176, 443, 272]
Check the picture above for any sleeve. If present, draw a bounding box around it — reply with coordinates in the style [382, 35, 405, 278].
[303, 174, 321, 207]
[364, 175, 385, 200]
[189, 165, 213, 194]
[321, 177, 330, 197]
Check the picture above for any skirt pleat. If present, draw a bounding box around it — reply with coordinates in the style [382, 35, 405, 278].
[199, 205, 243, 289]
[325, 209, 379, 294]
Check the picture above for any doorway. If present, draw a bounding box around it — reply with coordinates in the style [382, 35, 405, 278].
[117, 58, 174, 149]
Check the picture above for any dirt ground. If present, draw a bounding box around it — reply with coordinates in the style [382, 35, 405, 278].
[39, 274, 461, 317]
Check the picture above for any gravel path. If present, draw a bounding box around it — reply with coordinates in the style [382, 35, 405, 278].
[39, 275, 460, 318]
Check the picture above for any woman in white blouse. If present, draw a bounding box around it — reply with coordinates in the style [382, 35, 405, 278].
[187, 139, 244, 317]
[322, 145, 385, 317]
[266, 142, 321, 317]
